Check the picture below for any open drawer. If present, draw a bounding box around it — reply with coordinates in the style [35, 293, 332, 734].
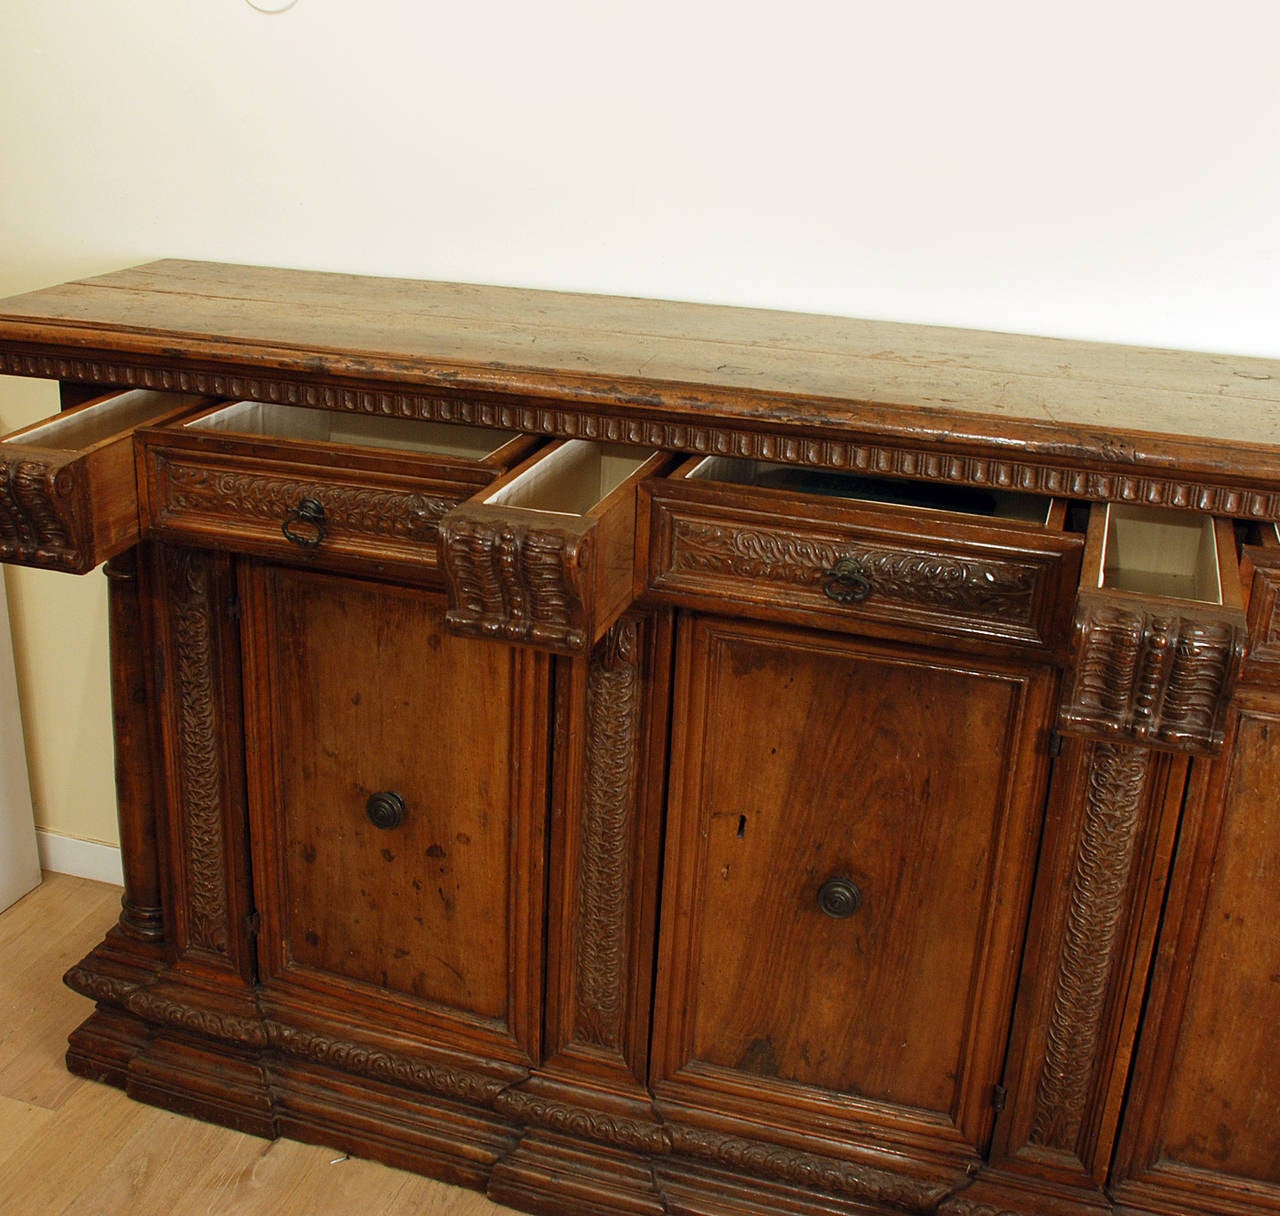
[643, 456, 1084, 654]
[1058, 503, 1247, 753]
[0, 389, 207, 573]
[137, 400, 539, 583]
[439, 439, 671, 654]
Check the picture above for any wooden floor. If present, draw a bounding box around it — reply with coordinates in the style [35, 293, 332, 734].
[0, 872, 519, 1216]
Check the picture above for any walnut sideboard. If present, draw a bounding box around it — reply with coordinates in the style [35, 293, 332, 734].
[1, 261, 1278, 1216]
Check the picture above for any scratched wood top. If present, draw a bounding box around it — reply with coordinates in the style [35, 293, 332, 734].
[2, 259, 1279, 486]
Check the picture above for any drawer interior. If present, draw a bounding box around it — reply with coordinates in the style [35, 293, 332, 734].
[5, 389, 196, 452]
[184, 400, 519, 460]
[1098, 505, 1225, 603]
[485, 440, 659, 515]
[681, 456, 1056, 525]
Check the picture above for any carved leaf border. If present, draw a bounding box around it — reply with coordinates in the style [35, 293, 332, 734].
[159, 460, 459, 542]
[669, 518, 1038, 624]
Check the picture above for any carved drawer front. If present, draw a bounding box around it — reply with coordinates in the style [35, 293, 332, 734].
[439, 439, 671, 654]
[644, 457, 1083, 654]
[0, 388, 206, 572]
[138, 400, 536, 582]
[1059, 503, 1247, 753]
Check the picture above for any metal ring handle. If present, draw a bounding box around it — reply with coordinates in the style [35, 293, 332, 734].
[366, 791, 406, 830]
[821, 556, 872, 604]
[817, 876, 862, 919]
[282, 497, 326, 549]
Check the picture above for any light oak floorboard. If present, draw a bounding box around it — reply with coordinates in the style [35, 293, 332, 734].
[0, 873, 517, 1215]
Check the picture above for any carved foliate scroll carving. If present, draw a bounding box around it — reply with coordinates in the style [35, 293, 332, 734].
[156, 458, 460, 543]
[1059, 597, 1245, 753]
[440, 502, 594, 652]
[495, 1090, 671, 1153]
[265, 1023, 507, 1105]
[1028, 742, 1150, 1153]
[165, 548, 231, 956]
[64, 965, 140, 1009]
[667, 517, 1039, 625]
[0, 456, 85, 570]
[127, 989, 268, 1047]
[666, 1126, 955, 1213]
[574, 616, 642, 1048]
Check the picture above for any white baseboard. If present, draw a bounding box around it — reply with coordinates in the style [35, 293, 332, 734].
[36, 830, 124, 887]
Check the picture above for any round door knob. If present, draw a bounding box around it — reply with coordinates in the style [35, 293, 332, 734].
[817, 876, 862, 919]
[365, 790, 406, 830]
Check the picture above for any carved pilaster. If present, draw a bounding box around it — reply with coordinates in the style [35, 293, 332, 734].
[1028, 742, 1150, 1151]
[440, 502, 594, 652]
[573, 616, 642, 1048]
[166, 547, 231, 956]
[1060, 598, 1245, 752]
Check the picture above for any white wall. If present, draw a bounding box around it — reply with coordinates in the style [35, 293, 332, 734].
[3, 0, 1279, 848]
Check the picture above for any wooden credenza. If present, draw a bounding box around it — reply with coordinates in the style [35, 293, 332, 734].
[1, 261, 1277, 1216]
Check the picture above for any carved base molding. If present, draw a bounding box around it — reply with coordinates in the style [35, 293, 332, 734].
[65, 950, 1055, 1216]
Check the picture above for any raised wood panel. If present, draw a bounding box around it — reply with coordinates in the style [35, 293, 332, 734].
[240, 564, 550, 1063]
[652, 614, 1055, 1167]
[1111, 695, 1280, 1215]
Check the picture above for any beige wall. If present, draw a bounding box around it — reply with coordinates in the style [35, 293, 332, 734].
[3, 1, 1280, 847]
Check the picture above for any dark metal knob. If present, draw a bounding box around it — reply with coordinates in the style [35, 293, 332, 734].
[366, 790, 406, 830]
[822, 556, 872, 604]
[817, 876, 861, 919]
[282, 496, 326, 549]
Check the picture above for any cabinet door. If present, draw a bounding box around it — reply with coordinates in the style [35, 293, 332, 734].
[651, 614, 1055, 1174]
[1110, 694, 1280, 1216]
[240, 562, 550, 1068]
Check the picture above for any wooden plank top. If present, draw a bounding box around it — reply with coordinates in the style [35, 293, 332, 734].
[2, 259, 1280, 510]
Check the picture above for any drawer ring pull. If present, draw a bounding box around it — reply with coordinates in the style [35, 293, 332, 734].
[366, 790, 406, 830]
[282, 497, 326, 549]
[822, 556, 873, 604]
[817, 876, 862, 919]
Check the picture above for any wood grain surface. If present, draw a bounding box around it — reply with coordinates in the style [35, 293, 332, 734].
[2, 260, 1280, 481]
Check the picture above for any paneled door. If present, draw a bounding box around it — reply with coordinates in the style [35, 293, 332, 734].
[651, 613, 1057, 1183]
[239, 562, 551, 1070]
